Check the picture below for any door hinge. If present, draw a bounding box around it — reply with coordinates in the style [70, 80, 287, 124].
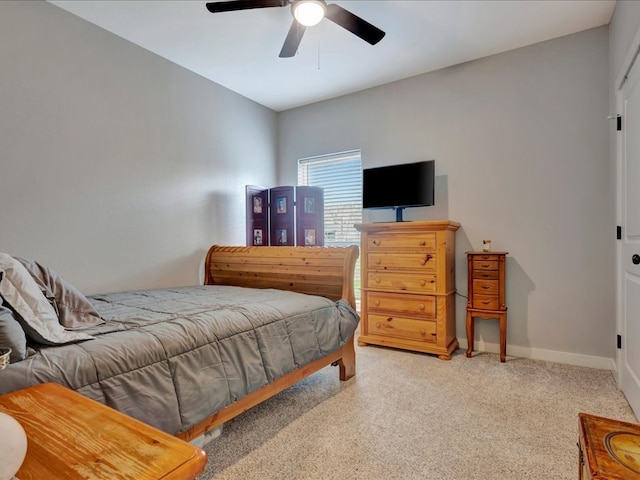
[617, 334, 622, 349]
[617, 225, 622, 240]
[608, 114, 622, 130]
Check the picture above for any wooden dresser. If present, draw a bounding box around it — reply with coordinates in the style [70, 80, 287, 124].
[465, 251, 508, 362]
[354, 221, 460, 360]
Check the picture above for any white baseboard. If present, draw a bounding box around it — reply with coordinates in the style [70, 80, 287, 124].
[457, 339, 616, 371]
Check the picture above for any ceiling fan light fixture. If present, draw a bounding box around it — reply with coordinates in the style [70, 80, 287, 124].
[292, 0, 326, 27]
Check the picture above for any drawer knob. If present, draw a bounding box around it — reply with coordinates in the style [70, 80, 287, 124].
[419, 303, 425, 310]
[481, 255, 490, 259]
[420, 254, 432, 265]
[482, 301, 491, 305]
[482, 285, 490, 290]
[420, 329, 426, 335]
[374, 299, 380, 306]
[375, 277, 381, 284]
[375, 258, 381, 265]
[376, 322, 381, 329]
[419, 240, 426, 246]
[481, 264, 490, 268]
[419, 280, 426, 287]
[372, 239, 380, 246]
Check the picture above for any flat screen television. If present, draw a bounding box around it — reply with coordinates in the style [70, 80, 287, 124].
[362, 160, 434, 222]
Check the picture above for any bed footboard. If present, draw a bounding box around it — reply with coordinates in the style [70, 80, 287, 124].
[176, 245, 359, 442]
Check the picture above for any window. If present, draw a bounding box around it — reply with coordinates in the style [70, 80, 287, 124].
[298, 150, 362, 303]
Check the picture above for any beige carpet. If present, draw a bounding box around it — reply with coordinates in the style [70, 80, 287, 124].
[199, 344, 636, 480]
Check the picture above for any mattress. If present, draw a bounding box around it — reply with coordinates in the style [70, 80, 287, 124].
[0, 285, 359, 434]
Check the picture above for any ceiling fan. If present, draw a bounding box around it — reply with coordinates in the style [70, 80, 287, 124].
[205, 0, 386, 58]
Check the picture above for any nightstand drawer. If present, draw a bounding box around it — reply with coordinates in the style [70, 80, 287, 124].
[472, 254, 501, 261]
[472, 294, 500, 309]
[368, 252, 436, 271]
[472, 270, 500, 280]
[367, 292, 436, 318]
[368, 233, 436, 251]
[472, 260, 498, 271]
[472, 279, 499, 295]
[367, 272, 437, 293]
[367, 314, 437, 343]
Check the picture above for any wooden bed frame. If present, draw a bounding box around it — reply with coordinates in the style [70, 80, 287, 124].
[176, 244, 360, 442]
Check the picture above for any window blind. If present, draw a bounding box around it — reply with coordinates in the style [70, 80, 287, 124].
[298, 150, 362, 303]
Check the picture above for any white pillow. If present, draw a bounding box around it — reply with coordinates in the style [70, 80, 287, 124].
[0, 253, 93, 345]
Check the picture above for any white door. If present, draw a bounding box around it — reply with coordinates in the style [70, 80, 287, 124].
[619, 53, 640, 418]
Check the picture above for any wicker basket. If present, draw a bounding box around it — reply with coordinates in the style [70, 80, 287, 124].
[0, 347, 11, 371]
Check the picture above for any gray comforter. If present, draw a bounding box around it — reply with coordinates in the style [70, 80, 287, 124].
[0, 285, 359, 434]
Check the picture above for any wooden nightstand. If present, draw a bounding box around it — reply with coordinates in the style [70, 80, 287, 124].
[0, 383, 207, 480]
[578, 412, 640, 479]
[465, 251, 508, 362]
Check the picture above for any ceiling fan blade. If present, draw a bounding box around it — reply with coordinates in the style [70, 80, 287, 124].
[279, 20, 306, 58]
[324, 3, 385, 45]
[206, 0, 289, 14]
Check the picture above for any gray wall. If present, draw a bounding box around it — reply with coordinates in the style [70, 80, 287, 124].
[0, 1, 278, 294]
[278, 27, 611, 366]
[610, 1, 640, 84]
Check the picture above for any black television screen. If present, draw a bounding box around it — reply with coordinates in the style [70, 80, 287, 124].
[363, 160, 434, 221]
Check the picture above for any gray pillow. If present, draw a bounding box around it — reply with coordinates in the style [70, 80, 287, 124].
[0, 303, 27, 363]
[15, 257, 104, 330]
[0, 253, 93, 345]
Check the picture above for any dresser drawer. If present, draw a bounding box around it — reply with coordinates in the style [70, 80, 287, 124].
[472, 260, 498, 271]
[367, 292, 436, 318]
[368, 233, 436, 251]
[472, 294, 500, 310]
[368, 252, 436, 271]
[367, 314, 437, 343]
[367, 272, 437, 293]
[472, 279, 499, 295]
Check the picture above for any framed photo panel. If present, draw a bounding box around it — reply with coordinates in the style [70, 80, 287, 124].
[296, 186, 324, 246]
[270, 186, 295, 246]
[245, 185, 269, 246]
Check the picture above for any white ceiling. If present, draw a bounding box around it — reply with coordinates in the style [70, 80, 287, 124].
[49, 0, 615, 112]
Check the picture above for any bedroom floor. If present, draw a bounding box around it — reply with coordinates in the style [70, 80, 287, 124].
[199, 344, 635, 480]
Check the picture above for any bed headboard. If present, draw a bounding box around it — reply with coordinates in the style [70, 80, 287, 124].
[204, 245, 359, 308]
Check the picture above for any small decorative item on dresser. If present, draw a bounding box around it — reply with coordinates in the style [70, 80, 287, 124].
[0, 411, 28, 480]
[465, 251, 508, 362]
[0, 347, 10, 370]
[0, 348, 29, 480]
[482, 239, 491, 252]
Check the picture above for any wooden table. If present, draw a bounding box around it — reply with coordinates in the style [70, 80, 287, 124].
[0, 383, 207, 480]
[579, 412, 640, 479]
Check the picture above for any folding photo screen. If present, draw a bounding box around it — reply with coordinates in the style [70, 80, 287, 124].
[246, 185, 324, 247]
